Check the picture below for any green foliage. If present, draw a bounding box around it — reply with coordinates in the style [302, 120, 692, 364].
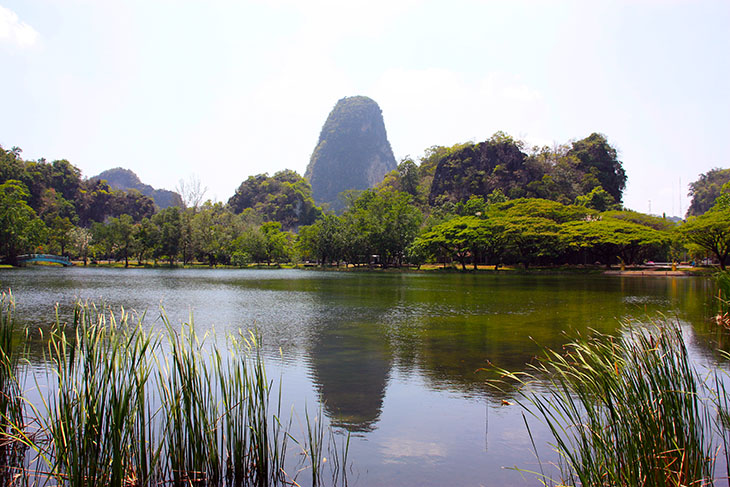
[502, 216, 564, 268]
[567, 132, 627, 203]
[228, 170, 322, 229]
[493, 198, 595, 224]
[296, 214, 346, 265]
[492, 323, 715, 486]
[602, 209, 676, 231]
[563, 218, 670, 267]
[342, 190, 423, 267]
[416, 216, 510, 270]
[427, 132, 627, 208]
[455, 195, 487, 217]
[152, 206, 182, 266]
[13, 300, 341, 486]
[260, 221, 292, 265]
[679, 206, 730, 269]
[574, 185, 619, 212]
[687, 168, 730, 217]
[191, 202, 239, 266]
[107, 214, 135, 267]
[0, 180, 47, 264]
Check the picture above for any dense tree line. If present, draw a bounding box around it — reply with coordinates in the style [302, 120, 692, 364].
[2, 136, 729, 271]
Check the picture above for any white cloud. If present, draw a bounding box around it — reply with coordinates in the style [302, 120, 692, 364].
[380, 437, 446, 463]
[0, 6, 39, 48]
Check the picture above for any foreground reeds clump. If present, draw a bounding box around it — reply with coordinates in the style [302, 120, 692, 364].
[493, 323, 717, 486]
[0, 292, 27, 486]
[0, 295, 348, 487]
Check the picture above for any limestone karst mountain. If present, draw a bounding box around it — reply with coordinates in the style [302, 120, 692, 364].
[305, 96, 397, 211]
[93, 167, 182, 209]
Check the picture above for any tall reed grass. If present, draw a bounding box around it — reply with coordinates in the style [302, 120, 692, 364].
[1, 299, 348, 487]
[493, 322, 719, 486]
[715, 271, 730, 327]
[0, 292, 28, 486]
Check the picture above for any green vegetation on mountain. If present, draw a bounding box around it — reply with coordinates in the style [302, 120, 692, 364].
[227, 170, 321, 230]
[305, 96, 396, 212]
[425, 132, 625, 207]
[686, 168, 730, 217]
[94, 167, 183, 209]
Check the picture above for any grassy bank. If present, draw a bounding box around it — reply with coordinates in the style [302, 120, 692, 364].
[0, 294, 348, 487]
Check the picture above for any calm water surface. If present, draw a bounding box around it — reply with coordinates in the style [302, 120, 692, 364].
[0, 267, 723, 486]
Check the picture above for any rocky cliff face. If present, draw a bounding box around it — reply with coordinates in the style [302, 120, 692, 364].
[428, 137, 531, 205]
[305, 96, 396, 211]
[93, 168, 182, 209]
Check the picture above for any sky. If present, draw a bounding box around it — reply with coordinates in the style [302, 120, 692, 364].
[1, 0, 728, 218]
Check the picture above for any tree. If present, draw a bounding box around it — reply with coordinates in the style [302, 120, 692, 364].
[340, 190, 422, 267]
[48, 216, 75, 256]
[176, 174, 208, 213]
[153, 206, 182, 266]
[564, 218, 670, 268]
[574, 186, 619, 212]
[679, 208, 730, 270]
[108, 214, 136, 267]
[91, 221, 115, 264]
[492, 198, 594, 224]
[502, 216, 564, 269]
[296, 214, 345, 266]
[69, 227, 92, 265]
[134, 218, 158, 265]
[109, 189, 155, 222]
[260, 222, 291, 265]
[0, 180, 46, 265]
[230, 226, 267, 266]
[416, 217, 476, 270]
[686, 168, 730, 217]
[192, 202, 237, 266]
[397, 158, 420, 197]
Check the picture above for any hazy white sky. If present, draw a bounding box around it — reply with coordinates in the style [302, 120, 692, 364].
[1, 0, 728, 217]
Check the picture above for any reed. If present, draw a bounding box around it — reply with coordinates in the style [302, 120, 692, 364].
[0, 292, 28, 486]
[716, 271, 730, 327]
[38, 302, 156, 486]
[11, 300, 344, 486]
[493, 322, 716, 486]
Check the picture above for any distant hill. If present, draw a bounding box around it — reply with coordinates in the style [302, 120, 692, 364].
[427, 132, 626, 207]
[227, 170, 322, 230]
[305, 96, 397, 212]
[93, 168, 182, 209]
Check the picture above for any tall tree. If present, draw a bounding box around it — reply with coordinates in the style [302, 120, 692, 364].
[108, 214, 136, 267]
[0, 180, 46, 265]
[153, 206, 182, 266]
[680, 207, 730, 270]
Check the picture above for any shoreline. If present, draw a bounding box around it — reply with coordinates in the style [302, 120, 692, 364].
[1, 261, 715, 277]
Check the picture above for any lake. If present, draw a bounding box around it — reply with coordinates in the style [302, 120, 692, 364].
[0, 267, 723, 486]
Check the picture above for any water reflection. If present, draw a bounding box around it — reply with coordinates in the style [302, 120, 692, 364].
[304, 274, 398, 432]
[0, 267, 725, 485]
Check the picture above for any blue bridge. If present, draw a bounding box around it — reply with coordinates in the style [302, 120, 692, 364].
[17, 254, 73, 267]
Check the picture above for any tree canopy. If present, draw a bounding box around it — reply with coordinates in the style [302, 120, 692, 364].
[686, 168, 730, 217]
[227, 170, 322, 230]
